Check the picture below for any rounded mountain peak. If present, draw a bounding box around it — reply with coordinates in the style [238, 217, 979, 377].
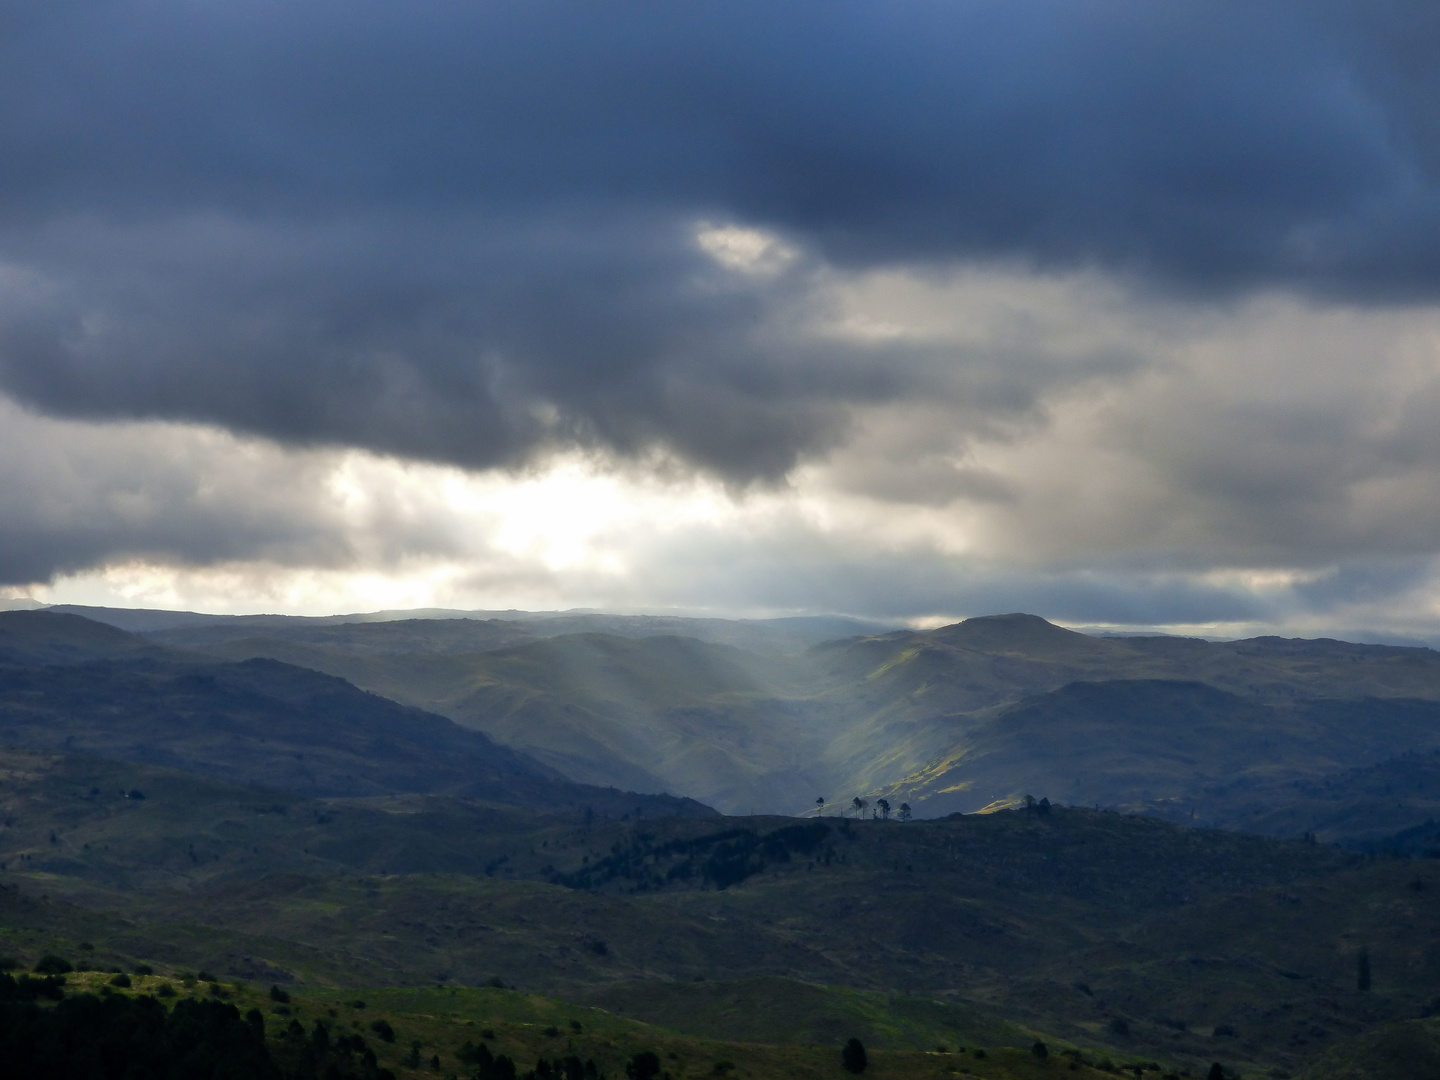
[925, 613, 1105, 658]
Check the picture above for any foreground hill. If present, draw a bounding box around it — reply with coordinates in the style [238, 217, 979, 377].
[0, 967, 1121, 1080]
[1300, 1017, 1440, 1080]
[2, 747, 1438, 1078]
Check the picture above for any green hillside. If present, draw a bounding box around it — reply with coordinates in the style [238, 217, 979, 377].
[3, 747, 1440, 1077]
[0, 970, 1122, 1080]
[875, 679, 1440, 830]
[1299, 1018, 1440, 1080]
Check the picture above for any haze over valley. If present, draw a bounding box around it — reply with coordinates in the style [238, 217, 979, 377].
[34, 605, 1440, 843]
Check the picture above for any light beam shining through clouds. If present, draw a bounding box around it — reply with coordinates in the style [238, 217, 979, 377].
[5, 1, 1440, 642]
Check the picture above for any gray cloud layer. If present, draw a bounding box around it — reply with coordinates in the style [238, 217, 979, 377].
[2, 0, 1440, 482]
[6, 0, 1440, 633]
[0, 401, 355, 582]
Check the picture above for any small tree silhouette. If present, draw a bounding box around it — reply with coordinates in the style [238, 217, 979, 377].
[841, 1038, 868, 1074]
[626, 1051, 662, 1080]
[816, 797, 825, 816]
[852, 797, 867, 819]
[33, 955, 72, 975]
[876, 799, 891, 820]
[898, 803, 912, 821]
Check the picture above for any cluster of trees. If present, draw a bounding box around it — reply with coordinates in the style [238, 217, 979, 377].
[0, 976, 413, 1080]
[816, 797, 912, 821]
[0, 991, 279, 1079]
[273, 1017, 397, 1080]
[548, 822, 834, 892]
[458, 1040, 614, 1080]
[0, 971, 67, 1002]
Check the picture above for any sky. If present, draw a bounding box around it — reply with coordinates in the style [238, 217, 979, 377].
[5, 0, 1440, 641]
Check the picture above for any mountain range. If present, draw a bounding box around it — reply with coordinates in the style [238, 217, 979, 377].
[31, 605, 1440, 847]
[3, 605, 1440, 1076]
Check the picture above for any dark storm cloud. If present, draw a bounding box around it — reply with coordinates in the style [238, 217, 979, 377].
[0, 402, 359, 583]
[619, 522, 1272, 627]
[1, 0, 1439, 478]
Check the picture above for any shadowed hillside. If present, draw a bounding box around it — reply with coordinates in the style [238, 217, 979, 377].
[0, 614, 712, 819]
[1299, 1018, 1440, 1079]
[0, 610, 162, 666]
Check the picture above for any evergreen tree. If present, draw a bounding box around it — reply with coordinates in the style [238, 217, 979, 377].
[841, 1037, 868, 1074]
[625, 1050, 661, 1080]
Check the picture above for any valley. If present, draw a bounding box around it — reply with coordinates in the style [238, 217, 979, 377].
[3, 606, 1440, 1078]
[78, 607, 1440, 845]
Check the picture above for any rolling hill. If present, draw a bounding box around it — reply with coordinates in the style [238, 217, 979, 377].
[874, 679, 1440, 829]
[3, 745, 1439, 1078]
[0, 613, 711, 818]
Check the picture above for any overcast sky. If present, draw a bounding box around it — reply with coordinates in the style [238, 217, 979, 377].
[5, 0, 1440, 640]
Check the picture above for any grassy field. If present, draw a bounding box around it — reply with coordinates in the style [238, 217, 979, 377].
[9, 967, 1139, 1080]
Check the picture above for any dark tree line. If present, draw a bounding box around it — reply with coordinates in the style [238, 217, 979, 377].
[0, 989, 279, 1080]
[273, 1017, 396, 1080]
[0, 979, 403, 1080]
[459, 1040, 607, 1080]
[548, 822, 833, 892]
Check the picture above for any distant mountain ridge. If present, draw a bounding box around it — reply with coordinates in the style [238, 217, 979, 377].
[12, 606, 1440, 846]
[180, 609, 1440, 841]
[0, 609, 163, 666]
[0, 611, 713, 819]
[51, 604, 890, 654]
